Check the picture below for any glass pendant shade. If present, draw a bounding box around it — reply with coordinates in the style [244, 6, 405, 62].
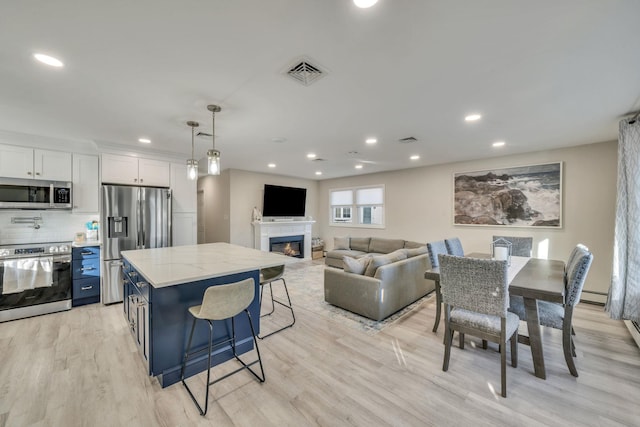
[207, 149, 220, 175]
[186, 120, 199, 181]
[206, 104, 222, 176]
[187, 159, 198, 180]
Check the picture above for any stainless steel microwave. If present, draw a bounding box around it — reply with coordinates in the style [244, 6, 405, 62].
[0, 178, 72, 209]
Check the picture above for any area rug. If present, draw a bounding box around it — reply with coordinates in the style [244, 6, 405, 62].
[280, 261, 434, 335]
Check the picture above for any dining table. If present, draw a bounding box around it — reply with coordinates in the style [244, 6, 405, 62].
[425, 253, 566, 380]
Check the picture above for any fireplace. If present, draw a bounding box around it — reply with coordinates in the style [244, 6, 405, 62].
[269, 235, 304, 258]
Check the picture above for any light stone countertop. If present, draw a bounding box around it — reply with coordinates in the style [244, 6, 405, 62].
[72, 240, 101, 247]
[121, 242, 296, 288]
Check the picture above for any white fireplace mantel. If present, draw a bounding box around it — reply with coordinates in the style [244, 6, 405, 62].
[252, 220, 315, 260]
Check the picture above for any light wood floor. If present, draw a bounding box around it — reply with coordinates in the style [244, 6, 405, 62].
[1, 260, 639, 427]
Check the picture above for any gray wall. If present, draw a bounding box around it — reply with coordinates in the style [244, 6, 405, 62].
[316, 140, 617, 303]
[199, 169, 319, 247]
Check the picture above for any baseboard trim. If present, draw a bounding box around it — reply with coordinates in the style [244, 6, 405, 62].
[625, 320, 640, 349]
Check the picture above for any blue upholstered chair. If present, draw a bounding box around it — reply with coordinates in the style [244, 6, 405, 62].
[427, 240, 448, 332]
[508, 245, 593, 377]
[444, 238, 464, 257]
[492, 236, 533, 257]
[438, 254, 519, 398]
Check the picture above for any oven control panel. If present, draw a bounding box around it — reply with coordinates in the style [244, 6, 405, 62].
[15, 247, 45, 255]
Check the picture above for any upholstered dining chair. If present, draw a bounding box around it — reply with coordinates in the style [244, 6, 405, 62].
[438, 254, 519, 398]
[444, 238, 464, 257]
[508, 245, 593, 377]
[427, 240, 448, 332]
[492, 236, 533, 257]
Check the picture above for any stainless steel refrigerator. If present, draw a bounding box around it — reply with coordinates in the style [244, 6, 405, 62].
[100, 185, 172, 304]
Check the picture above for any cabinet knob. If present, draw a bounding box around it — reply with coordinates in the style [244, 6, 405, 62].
[36, 172, 41, 176]
[27, 171, 32, 175]
[140, 179, 144, 183]
[134, 178, 137, 182]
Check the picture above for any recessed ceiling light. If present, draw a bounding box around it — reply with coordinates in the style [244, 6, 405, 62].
[307, 153, 317, 159]
[493, 141, 506, 147]
[271, 137, 286, 143]
[410, 155, 420, 160]
[365, 138, 377, 144]
[268, 163, 276, 168]
[465, 114, 482, 122]
[355, 164, 363, 169]
[33, 53, 64, 67]
[138, 138, 151, 144]
[354, 0, 378, 8]
[315, 171, 322, 176]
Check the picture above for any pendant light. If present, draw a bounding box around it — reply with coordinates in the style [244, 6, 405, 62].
[207, 104, 221, 175]
[186, 120, 199, 180]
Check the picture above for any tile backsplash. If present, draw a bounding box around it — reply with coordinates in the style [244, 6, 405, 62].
[0, 211, 99, 245]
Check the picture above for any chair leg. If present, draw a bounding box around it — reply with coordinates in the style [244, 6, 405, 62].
[510, 331, 518, 368]
[459, 332, 465, 349]
[571, 336, 576, 357]
[260, 283, 275, 317]
[181, 318, 214, 416]
[258, 278, 295, 339]
[500, 337, 507, 398]
[443, 325, 453, 371]
[432, 281, 442, 333]
[482, 340, 488, 350]
[563, 307, 578, 377]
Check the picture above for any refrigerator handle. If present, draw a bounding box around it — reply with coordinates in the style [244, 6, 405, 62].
[137, 187, 143, 249]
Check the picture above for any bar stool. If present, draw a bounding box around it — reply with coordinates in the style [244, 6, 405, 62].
[259, 265, 295, 338]
[180, 278, 265, 416]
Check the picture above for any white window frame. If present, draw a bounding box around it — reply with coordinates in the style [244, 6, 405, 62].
[329, 184, 385, 228]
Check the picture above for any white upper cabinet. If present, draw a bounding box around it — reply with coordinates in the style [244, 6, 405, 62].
[72, 154, 99, 213]
[138, 158, 171, 187]
[0, 144, 72, 181]
[170, 163, 197, 213]
[101, 154, 170, 187]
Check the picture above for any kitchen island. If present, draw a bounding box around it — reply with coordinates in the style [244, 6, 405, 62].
[121, 242, 293, 388]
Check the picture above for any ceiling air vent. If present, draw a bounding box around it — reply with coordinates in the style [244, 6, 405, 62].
[285, 57, 326, 86]
[312, 158, 327, 162]
[399, 136, 418, 143]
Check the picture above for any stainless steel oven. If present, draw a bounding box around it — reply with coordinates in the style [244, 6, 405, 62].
[0, 242, 72, 322]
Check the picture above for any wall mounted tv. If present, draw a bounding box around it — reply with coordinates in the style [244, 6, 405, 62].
[262, 184, 307, 217]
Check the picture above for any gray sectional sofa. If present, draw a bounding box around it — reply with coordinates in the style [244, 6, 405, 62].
[324, 237, 436, 321]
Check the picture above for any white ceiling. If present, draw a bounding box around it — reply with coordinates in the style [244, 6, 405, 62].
[1, 0, 639, 180]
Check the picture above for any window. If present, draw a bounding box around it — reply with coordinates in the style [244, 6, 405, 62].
[330, 185, 384, 227]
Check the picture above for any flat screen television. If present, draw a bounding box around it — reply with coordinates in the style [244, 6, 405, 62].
[262, 184, 307, 217]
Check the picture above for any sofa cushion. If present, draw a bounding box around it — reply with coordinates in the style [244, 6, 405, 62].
[405, 245, 428, 258]
[327, 249, 366, 259]
[404, 240, 425, 249]
[364, 249, 408, 277]
[343, 255, 371, 275]
[334, 236, 350, 250]
[349, 237, 371, 252]
[369, 238, 406, 254]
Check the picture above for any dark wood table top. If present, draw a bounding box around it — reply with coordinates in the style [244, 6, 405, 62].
[425, 253, 565, 304]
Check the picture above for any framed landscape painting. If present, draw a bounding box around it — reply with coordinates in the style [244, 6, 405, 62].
[453, 162, 562, 227]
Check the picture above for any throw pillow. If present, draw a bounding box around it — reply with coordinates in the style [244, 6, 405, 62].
[364, 251, 408, 277]
[334, 236, 350, 250]
[405, 246, 428, 258]
[343, 256, 370, 275]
